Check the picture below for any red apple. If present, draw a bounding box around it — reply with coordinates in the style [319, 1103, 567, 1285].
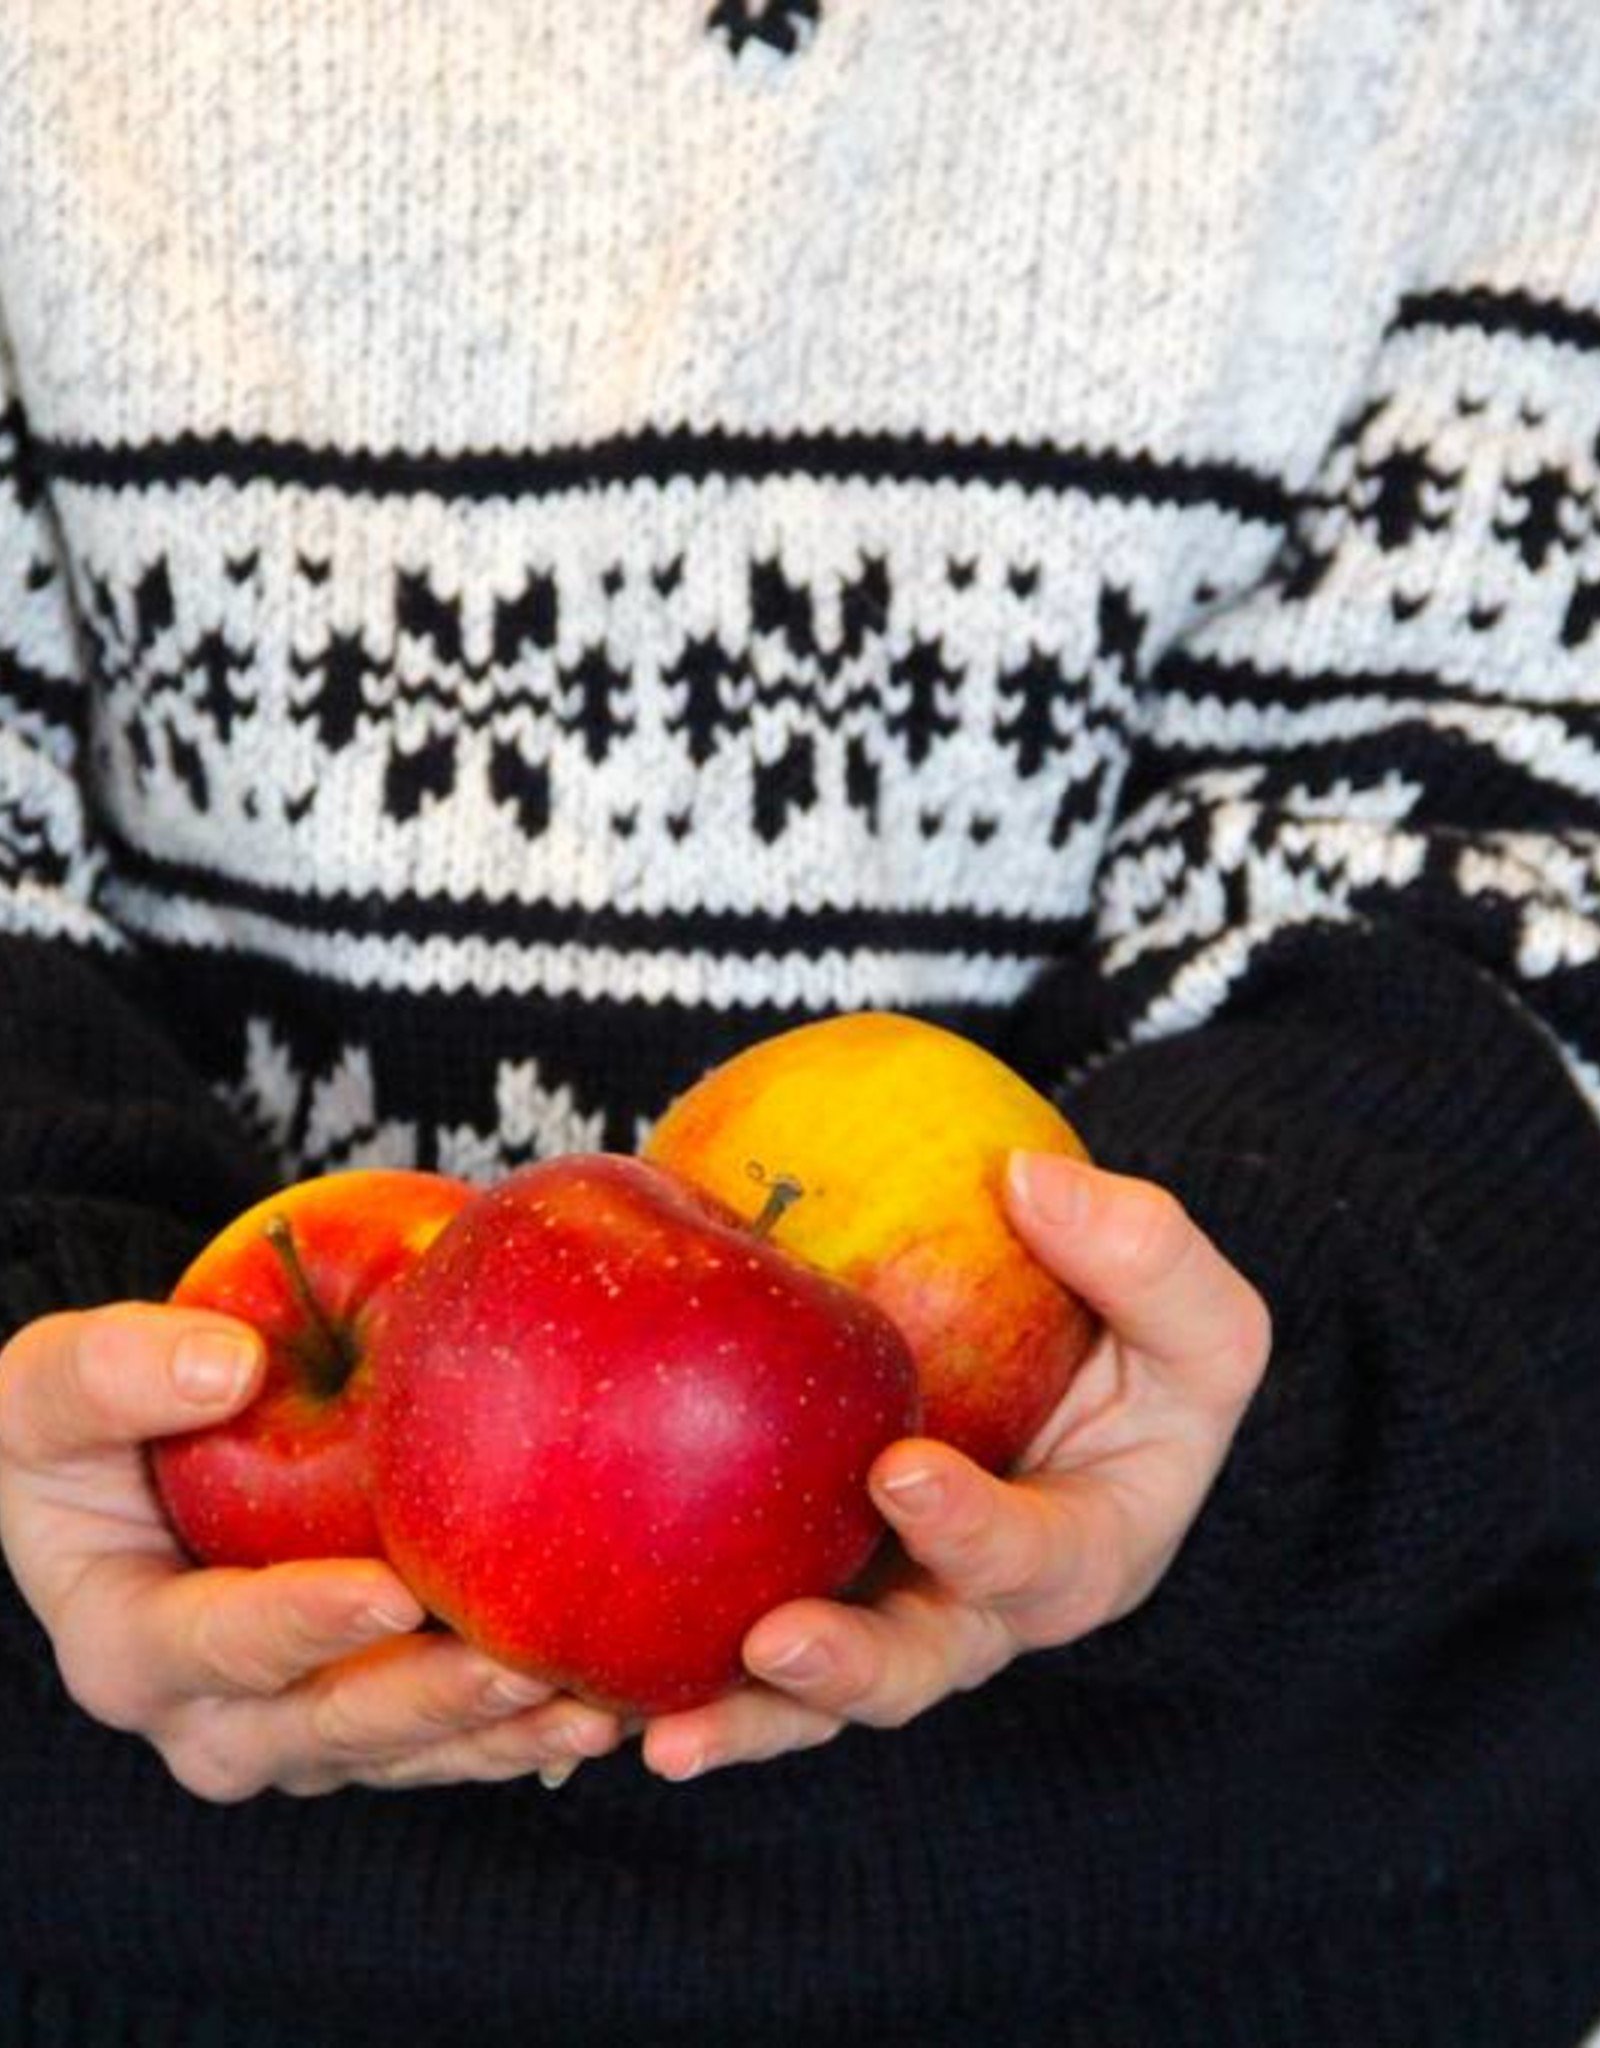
[368, 1153, 920, 1716]
[151, 1168, 474, 1568]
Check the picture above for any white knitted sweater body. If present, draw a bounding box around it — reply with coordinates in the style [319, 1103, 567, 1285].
[1, 1, 1597, 1171]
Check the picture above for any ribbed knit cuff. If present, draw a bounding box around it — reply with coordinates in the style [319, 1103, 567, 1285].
[1029, 918, 1600, 1695]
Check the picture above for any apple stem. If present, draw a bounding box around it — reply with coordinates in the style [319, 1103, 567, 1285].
[747, 1172, 805, 1241]
[263, 1213, 357, 1399]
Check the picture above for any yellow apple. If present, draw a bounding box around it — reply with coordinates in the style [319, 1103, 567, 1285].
[644, 1011, 1097, 1473]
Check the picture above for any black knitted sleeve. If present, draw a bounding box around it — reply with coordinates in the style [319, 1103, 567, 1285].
[997, 261, 1600, 1693]
[0, 387, 275, 1682]
[1005, 920, 1600, 1695]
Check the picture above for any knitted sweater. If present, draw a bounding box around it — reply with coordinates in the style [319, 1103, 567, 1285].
[1, 3, 1599, 2042]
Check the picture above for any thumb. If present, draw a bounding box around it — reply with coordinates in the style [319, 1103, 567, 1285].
[0, 1303, 266, 1473]
[1004, 1152, 1270, 1404]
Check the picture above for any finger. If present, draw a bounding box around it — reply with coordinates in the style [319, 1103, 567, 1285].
[51, 1551, 426, 1726]
[275, 1640, 626, 1793]
[737, 1581, 1012, 1735]
[866, 1434, 1144, 1649]
[0, 1302, 265, 1473]
[288, 1632, 567, 1765]
[867, 1437, 1074, 1614]
[734, 1473, 1150, 1728]
[631, 1433, 1167, 1776]
[330, 1695, 627, 1795]
[702, 1452, 1178, 1774]
[151, 1633, 573, 1803]
[1005, 1154, 1271, 1404]
[163, 1557, 429, 1700]
[743, 1442, 1186, 1723]
[642, 1679, 843, 1782]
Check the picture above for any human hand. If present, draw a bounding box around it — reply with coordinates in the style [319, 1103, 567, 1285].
[0, 1301, 623, 1801]
[640, 1151, 1271, 1781]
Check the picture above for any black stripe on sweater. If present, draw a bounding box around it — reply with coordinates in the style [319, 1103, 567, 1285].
[1391, 286, 1600, 356]
[0, 649, 81, 730]
[100, 823, 1069, 958]
[37, 426, 1294, 526]
[1156, 650, 1600, 720]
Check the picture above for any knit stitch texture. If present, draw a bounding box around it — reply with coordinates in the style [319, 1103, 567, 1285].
[0, 4, 1597, 2042]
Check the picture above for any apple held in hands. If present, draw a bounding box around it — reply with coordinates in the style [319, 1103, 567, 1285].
[151, 1168, 474, 1568]
[368, 1154, 919, 1717]
[645, 1011, 1097, 1475]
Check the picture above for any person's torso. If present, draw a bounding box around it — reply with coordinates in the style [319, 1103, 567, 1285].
[0, 0, 1476, 1170]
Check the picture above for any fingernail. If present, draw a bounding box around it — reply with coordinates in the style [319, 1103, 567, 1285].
[756, 1636, 830, 1683]
[878, 1467, 943, 1517]
[662, 1749, 706, 1782]
[172, 1331, 259, 1404]
[1009, 1149, 1092, 1227]
[539, 1761, 580, 1791]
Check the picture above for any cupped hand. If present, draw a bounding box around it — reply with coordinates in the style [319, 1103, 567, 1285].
[640, 1150, 1271, 1781]
[0, 1302, 623, 1801]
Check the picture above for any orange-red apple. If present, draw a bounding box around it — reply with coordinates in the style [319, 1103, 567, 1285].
[151, 1168, 473, 1567]
[367, 1153, 919, 1715]
[645, 1011, 1097, 1474]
